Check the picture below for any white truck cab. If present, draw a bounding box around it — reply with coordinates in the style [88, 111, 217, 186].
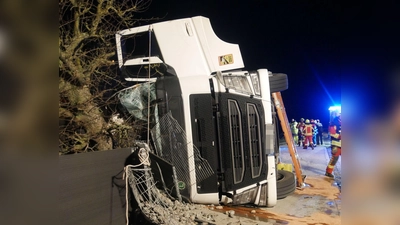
[116, 16, 292, 207]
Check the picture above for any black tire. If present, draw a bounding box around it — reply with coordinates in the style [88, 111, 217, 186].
[269, 73, 288, 93]
[276, 170, 296, 199]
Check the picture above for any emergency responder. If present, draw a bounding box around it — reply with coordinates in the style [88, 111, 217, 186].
[302, 119, 314, 150]
[325, 115, 341, 178]
[290, 119, 299, 144]
[316, 119, 324, 145]
[311, 119, 318, 147]
[296, 118, 305, 146]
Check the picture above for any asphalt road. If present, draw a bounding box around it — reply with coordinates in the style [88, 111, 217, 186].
[259, 137, 342, 225]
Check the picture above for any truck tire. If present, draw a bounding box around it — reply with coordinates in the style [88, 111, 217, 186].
[276, 170, 296, 199]
[269, 73, 288, 93]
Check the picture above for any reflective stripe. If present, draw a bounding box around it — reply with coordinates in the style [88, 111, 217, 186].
[303, 124, 313, 135]
[330, 133, 340, 139]
[330, 124, 341, 147]
[331, 140, 341, 147]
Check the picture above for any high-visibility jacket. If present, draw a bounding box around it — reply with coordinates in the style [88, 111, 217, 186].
[312, 124, 318, 135]
[290, 122, 298, 134]
[302, 124, 313, 136]
[330, 124, 341, 147]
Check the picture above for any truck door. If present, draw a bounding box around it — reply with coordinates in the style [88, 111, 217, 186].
[190, 94, 219, 194]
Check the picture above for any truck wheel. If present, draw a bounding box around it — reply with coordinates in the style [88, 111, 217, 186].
[276, 170, 296, 199]
[269, 73, 288, 93]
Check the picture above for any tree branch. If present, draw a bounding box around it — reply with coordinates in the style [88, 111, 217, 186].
[59, 0, 153, 153]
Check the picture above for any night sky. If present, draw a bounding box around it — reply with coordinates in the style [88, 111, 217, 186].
[140, 0, 400, 127]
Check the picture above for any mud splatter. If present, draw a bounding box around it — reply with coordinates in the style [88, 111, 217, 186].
[211, 205, 289, 224]
[205, 176, 341, 225]
[324, 209, 333, 215]
[295, 176, 340, 200]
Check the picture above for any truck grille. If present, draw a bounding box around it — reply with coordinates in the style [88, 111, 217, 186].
[228, 99, 245, 184]
[247, 103, 262, 178]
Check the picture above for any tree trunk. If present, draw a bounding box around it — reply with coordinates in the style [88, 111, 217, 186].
[61, 77, 112, 151]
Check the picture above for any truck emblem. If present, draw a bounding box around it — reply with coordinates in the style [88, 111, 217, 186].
[178, 181, 186, 190]
[219, 54, 234, 66]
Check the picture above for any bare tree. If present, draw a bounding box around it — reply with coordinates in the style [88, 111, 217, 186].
[59, 0, 155, 154]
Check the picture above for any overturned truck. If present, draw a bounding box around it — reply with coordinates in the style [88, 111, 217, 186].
[116, 16, 295, 210]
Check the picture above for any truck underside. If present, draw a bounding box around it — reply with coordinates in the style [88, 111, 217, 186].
[116, 16, 296, 210]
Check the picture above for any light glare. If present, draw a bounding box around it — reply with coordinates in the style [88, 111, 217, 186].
[329, 105, 341, 112]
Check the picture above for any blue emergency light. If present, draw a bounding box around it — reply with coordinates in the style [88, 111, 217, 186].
[329, 105, 341, 112]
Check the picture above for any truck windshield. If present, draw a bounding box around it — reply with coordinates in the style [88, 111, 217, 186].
[120, 31, 163, 62]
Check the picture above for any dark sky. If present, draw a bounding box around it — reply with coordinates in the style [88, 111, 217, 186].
[140, 0, 400, 126]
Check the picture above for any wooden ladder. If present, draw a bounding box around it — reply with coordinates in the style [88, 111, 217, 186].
[272, 92, 305, 188]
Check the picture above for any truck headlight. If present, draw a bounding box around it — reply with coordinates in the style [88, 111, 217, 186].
[250, 72, 261, 96]
[232, 186, 258, 205]
[223, 75, 252, 95]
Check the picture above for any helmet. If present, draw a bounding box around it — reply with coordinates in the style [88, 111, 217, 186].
[300, 118, 304, 122]
[305, 119, 310, 124]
